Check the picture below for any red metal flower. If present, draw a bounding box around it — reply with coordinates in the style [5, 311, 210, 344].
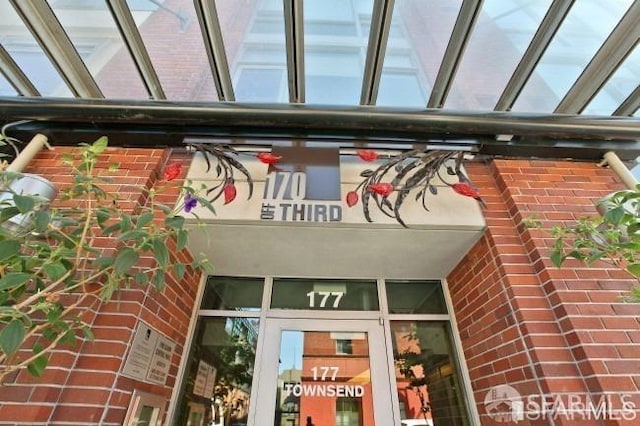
[357, 149, 378, 162]
[164, 163, 182, 181]
[257, 152, 282, 165]
[452, 182, 486, 207]
[367, 183, 394, 197]
[346, 191, 359, 207]
[223, 181, 237, 204]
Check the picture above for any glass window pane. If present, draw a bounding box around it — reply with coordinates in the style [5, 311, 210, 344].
[392, 321, 470, 425]
[377, 72, 426, 107]
[174, 317, 260, 425]
[513, 0, 634, 112]
[217, 0, 287, 103]
[46, 0, 148, 99]
[386, 281, 446, 314]
[0, 73, 18, 96]
[277, 330, 373, 425]
[307, 22, 358, 36]
[306, 0, 355, 21]
[583, 45, 640, 115]
[235, 68, 285, 102]
[125, 0, 219, 101]
[447, 0, 552, 110]
[304, 0, 373, 105]
[0, 3, 72, 96]
[378, 0, 462, 106]
[306, 74, 361, 105]
[271, 279, 379, 311]
[201, 277, 264, 311]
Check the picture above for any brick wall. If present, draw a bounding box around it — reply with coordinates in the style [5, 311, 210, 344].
[0, 147, 201, 425]
[449, 159, 640, 425]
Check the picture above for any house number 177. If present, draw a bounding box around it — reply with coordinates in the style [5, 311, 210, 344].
[306, 291, 344, 308]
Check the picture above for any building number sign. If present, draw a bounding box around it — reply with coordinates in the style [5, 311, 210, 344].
[306, 291, 344, 308]
[261, 171, 342, 222]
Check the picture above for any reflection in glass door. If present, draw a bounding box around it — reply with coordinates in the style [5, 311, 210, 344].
[253, 319, 394, 426]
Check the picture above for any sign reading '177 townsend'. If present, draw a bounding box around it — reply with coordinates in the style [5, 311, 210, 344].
[260, 147, 342, 222]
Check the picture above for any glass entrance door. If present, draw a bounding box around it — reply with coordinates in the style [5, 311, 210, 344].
[252, 319, 395, 426]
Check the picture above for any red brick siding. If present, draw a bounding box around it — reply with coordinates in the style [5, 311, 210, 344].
[0, 147, 201, 425]
[448, 159, 640, 425]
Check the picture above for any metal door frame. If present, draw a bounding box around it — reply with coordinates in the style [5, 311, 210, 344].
[249, 317, 396, 426]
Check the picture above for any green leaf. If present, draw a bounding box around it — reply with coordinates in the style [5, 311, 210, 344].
[0, 272, 31, 291]
[152, 239, 169, 269]
[0, 240, 19, 262]
[114, 248, 139, 275]
[96, 207, 112, 227]
[164, 215, 185, 230]
[135, 211, 154, 229]
[586, 250, 605, 264]
[195, 196, 216, 214]
[118, 230, 148, 243]
[90, 136, 108, 154]
[94, 256, 115, 269]
[12, 194, 35, 213]
[176, 229, 188, 251]
[34, 210, 51, 232]
[153, 270, 166, 291]
[604, 206, 626, 226]
[0, 319, 25, 355]
[0, 206, 20, 223]
[134, 273, 149, 285]
[60, 329, 76, 346]
[26, 353, 48, 377]
[174, 263, 186, 280]
[82, 326, 94, 341]
[101, 275, 118, 300]
[120, 215, 132, 233]
[101, 222, 121, 235]
[155, 202, 172, 214]
[47, 306, 62, 322]
[627, 263, 640, 278]
[61, 153, 75, 165]
[42, 328, 57, 341]
[43, 262, 68, 281]
[193, 255, 214, 274]
[550, 250, 564, 268]
[108, 163, 119, 172]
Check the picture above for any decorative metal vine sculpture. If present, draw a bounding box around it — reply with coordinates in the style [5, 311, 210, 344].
[345, 149, 485, 227]
[187, 143, 484, 227]
[188, 143, 285, 205]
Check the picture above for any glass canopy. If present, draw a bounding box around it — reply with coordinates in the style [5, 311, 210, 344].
[0, 0, 637, 116]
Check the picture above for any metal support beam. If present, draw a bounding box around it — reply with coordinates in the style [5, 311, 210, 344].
[193, 0, 234, 101]
[555, 0, 640, 114]
[614, 85, 640, 117]
[0, 96, 638, 141]
[494, 0, 575, 111]
[360, 0, 395, 105]
[9, 0, 103, 98]
[427, 0, 483, 108]
[106, 0, 166, 100]
[0, 44, 40, 96]
[284, 0, 305, 103]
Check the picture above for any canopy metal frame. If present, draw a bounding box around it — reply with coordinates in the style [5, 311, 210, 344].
[0, 0, 638, 162]
[1, 97, 638, 161]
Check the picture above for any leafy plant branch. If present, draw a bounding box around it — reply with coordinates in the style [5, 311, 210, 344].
[0, 137, 214, 382]
[526, 185, 640, 301]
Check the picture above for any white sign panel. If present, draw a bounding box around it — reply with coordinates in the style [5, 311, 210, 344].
[193, 360, 209, 396]
[122, 322, 175, 385]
